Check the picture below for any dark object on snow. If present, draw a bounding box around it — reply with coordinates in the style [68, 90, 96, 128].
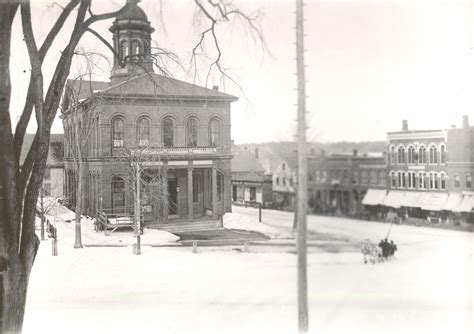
[0, 256, 9, 272]
[389, 240, 398, 256]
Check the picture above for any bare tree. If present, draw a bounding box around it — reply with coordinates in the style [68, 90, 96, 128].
[62, 71, 103, 249]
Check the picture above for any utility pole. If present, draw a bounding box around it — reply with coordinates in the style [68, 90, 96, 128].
[134, 163, 141, 255]
[296, 0, 309, 332]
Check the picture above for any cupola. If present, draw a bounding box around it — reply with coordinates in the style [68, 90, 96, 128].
[109, 0, 154, 83]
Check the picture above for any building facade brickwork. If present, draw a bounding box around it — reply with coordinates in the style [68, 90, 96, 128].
[62, 2, 236, 227]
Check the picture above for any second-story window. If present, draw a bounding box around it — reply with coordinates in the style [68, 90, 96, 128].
[186, 118, 198, 147]
[137, 118, 150, 147]
[163, 117, 173, 147]
[454, 174, 460, 188]
[440, 173, 446, 190]
[112, 118, 124, 148]
[391, 171, 396, 188]
[466, 174, 472, 188]
[209, 119, 220, 147]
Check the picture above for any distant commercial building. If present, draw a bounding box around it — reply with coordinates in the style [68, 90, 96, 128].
[308, 150, 387, 216]
[231, 148, 271, 207]
[364, 117, 474, 225]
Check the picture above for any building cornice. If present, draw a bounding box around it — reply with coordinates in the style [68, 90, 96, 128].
[387, 130, 447, 141]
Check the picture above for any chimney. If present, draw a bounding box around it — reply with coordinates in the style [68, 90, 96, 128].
[402, 120, 408, 131]
[462, 115, 469, 128]
[352, 149, 358, 157]
[254, 148, 259, 159]
[212, 85, 219, 91]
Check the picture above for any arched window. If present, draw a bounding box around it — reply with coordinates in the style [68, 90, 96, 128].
[440, 144, 446, 164]
[186, 118, 198, 147]
[120, 41, 128, 61]
[137, 118, 150, 147]
[397, 146, 405, 164]
[418, 145, 427, 164]
[209, 119, 220, 147]
[112, 118, 124, 148]
[390, 146, 396, 165]
[112, 176, 125, 211]
[407, 145, 415, 164]
[429, 145, 438, 164]
[163, 117, 173, 147]
[131, 40, 141, 55]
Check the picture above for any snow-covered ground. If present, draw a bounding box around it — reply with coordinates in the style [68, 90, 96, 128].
[23, 206, 473, 334]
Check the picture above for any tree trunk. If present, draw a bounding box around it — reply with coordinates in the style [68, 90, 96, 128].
[3, 263, 29, 333]
[40, 188, 45, 241]
[74, 162, 83, 248]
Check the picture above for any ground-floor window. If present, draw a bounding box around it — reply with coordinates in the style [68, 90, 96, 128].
[112, 176, 125, 210]
[249, 187, 256, 201]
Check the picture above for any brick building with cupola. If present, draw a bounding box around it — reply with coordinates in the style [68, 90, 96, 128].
[62, 1, 237, 230]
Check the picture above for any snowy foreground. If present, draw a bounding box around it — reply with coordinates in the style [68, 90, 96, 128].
[24, 205, 473, 334]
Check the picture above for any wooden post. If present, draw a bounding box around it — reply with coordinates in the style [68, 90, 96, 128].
[259, 204, 262, 222]
[296, 0, 309, 332]
[192, 241, 198, 253]
[188, 168, 193, 222]
[134, 163, 141, 255]
[212, 167, 217, 219]
[244, 241, 249, 253]
[163, 168, 169, 222]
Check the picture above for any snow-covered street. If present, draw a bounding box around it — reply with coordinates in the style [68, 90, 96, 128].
[23, 206, 473, 334]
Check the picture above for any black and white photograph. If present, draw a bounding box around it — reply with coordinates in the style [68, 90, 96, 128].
[0, 0, 473, 333]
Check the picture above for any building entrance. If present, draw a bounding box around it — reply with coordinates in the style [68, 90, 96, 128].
[168, 175, 178, 216]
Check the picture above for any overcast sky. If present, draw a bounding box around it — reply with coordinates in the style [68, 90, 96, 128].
[8, 0, 474, 143]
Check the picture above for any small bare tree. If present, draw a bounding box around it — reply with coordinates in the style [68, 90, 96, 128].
[115, 145, 170, 254]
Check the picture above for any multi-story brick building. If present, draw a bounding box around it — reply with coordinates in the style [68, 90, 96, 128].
[382, 117, 473, 224]
[62, 2, 237, 229]
[308, 150, 387, 216]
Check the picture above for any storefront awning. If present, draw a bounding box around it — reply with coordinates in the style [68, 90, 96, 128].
[362, 189, 387, 206]
[399, 191, 422, 208]
[418, 192, 449, 211]
[454, 195, 474, 213]
[382, 191, 404, 209]
[443, 194, 463, 211]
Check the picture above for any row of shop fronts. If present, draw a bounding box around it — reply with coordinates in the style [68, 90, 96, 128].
[362, 189, 474, 225]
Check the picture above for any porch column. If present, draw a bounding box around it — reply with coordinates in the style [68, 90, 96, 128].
[188, 167, 193, 222]
[163, 168, 168, 222]
[212, 167, 217, 219]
